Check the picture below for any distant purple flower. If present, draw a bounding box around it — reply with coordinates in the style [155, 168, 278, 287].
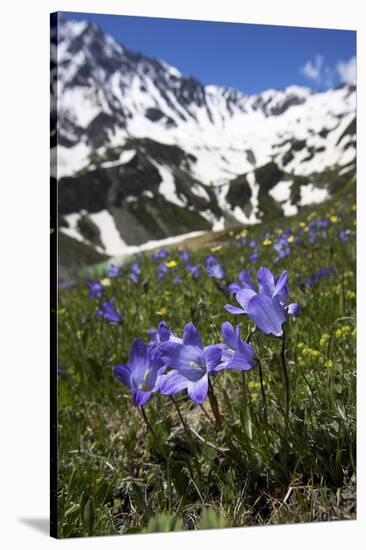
[307, 229, 317, 245]
[206, 255, 225, 280]
[96, 299, 122, 324]
[216, 322, 256, 372]
[173, 275, 182, 285]
[249, 250, 259, 264]
[159, 322, 222, 404]
[273, 236, 290, 259]
[339, 230, 350, 242]
[186, 262, 202, 279]
[152, 248, 168, 261]
[225, 267, 300, 337]
[128, 262, 141, 283]
[180, 250, 190, 262]
[106, 264, 122, 278]
[305, 267, 335, 286]
[114, 339, 166, 407]
[87, 280, 104, 299]
[228, 269, 254, 295]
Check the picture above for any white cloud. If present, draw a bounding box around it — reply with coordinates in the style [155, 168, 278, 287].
[300, 54, 356, 88]
[301, 54, 324, 81]
[336, 56, 356, 84]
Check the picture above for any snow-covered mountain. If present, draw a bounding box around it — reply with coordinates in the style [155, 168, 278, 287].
[52, 15, 356, 259]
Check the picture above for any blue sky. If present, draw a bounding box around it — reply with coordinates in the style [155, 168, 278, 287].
[62, 11, 356, 94]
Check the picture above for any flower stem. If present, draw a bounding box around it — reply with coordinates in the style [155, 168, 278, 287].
[208, 378, 222, 430]
[140, 406, 157, 440]
[257, 357, 268, 424]
[170, 396, 192, 442]
[280, 330, 290, 429]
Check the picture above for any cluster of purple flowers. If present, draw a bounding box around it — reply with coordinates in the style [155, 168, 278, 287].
[87, 280, 122, 324]
[273, 231, 291, 261]
[152, 248, 168, 261]
[115, 320, 255, 406]
[114, 266, 300, 407]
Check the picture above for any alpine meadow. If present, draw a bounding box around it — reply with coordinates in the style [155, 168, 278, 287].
[52, 13, 356, 538]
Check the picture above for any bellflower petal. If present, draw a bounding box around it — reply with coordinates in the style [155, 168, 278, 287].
[113, 364, 131, 388]
[236, 288, 257, 312]
[231, 339, 256, 371]
[224, 304, 246, 315]
[183, 322, 202, 348]
[160, 371, 190, 395]
[247, 294, 286, 336]
[132, 390, 152, 407]
[187, 374, 209, 404]
[273, 271, 288, 300]
[257, 267, 276, 296]
[221, 321, 237, 349]
[204, 344, 223, 373]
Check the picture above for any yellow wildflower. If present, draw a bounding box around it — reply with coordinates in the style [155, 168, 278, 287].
[211, 245, 222, 253]
[166, 260, 177, 268]
[100, 278, 111, 287]
[262, 239, 272, 246]
[155, 307, 167, 316]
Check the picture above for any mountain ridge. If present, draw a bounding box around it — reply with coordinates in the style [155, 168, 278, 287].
[52, 15, 356, 262]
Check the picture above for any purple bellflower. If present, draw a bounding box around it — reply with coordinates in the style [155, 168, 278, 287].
[96, 299, 122, 324]
[339, 229, 351, 242]
[228, 269, 254, 295]
[152, 248, 168, 261]
[206, 255, 225, 280]
[216, 322, 256, 372]
[146, 321, 182, 350]
[180, 250, 190, 262]
[106, 264, 122, 278]
[157, 261, 169, 281]
[128, 262, 141, 283]
[158, 322, 222, 404]
[225, 267, 300, 337]
[114, 339, 166, 407]
[87, 280, 105, 299]
[186, 262, 202, 279]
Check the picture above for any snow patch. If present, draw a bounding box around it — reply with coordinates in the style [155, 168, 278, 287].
[269, 180, 292, 202]
[88, 210, 127, 256]
[299, 184, 329, 206]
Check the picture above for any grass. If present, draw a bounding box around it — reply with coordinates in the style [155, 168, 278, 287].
[56, 181, 356, 538]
